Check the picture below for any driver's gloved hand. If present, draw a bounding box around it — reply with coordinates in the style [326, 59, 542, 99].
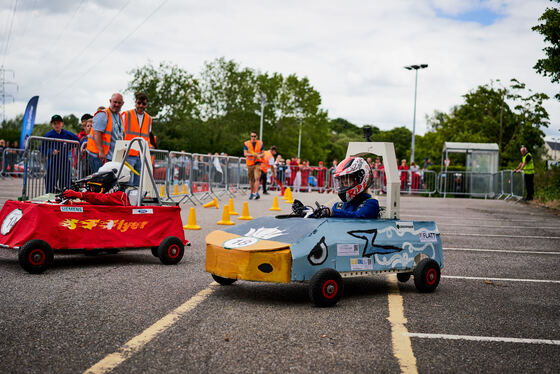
[311, 202, 331, 218]
[62, 190, 82, 199]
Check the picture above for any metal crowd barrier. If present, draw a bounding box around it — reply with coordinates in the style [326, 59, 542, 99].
[16, 137, 528, 203]
[21, 136, 82, 200]
[1, 147, 26, 178]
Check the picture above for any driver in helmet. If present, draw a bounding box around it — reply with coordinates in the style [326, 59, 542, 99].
[314, 156, 380, 219]
[61, 162, 133, 206]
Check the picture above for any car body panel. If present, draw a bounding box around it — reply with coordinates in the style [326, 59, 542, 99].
[205, 216, 443, 282]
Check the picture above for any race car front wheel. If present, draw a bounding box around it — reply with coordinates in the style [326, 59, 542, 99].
[158, 236, 184, 265]
[414, 259, 441, 293]
[18, 240, 54, 274]
[309, 268, 343, 307]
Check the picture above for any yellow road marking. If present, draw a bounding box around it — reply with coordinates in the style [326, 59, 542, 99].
[386, 274, 418, 374]
[84, 285, 216, 374]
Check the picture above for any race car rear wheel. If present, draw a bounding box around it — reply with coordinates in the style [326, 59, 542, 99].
[18, 240, 54, 274]
[212, 274, 237, 285]
[397, 272, 411, 283]
[414, 259, 441, 293]
[309, 268, 343, 307]
[157, 236, 184, 265]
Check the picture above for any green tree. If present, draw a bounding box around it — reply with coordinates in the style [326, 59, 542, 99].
[421, 79, 549, 168]
[532, 0, 560, 100]
[127, 61, 202, 151]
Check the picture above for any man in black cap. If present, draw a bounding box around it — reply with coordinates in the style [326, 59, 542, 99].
[42, 115, 80, 193]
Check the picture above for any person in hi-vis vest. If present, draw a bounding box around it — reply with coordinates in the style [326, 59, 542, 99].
[122, 92, 153, 186]
[514, 145, 535, 201]
[86, 93, 125, 173]
[243, 131, 264, 200]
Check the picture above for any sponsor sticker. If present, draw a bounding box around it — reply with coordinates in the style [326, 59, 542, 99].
[60, 206, 83, 213]
[132, 208, 153, 214]
[337, 243, 359, 256]
[350, 258, 373, 271]
[419, 232, 437, 242]
[396, 221, 414, 230]
[1, 209, 23, 235]
[223, 237, 259, 249]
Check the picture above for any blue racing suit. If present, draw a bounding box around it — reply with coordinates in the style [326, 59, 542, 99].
[331, 192, 379, 219]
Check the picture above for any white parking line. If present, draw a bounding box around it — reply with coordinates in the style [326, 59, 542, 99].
[443, 275, 560, 284]
[405, 332, 560, 345]
[442, 232, 560, 239]
[444, 247, 560, 255]
[402, 215, 555, 223]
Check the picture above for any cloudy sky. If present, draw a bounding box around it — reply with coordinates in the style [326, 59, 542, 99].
[1, 0, 558, 140]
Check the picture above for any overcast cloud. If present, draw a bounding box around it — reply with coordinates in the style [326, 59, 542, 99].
[0, 0, 558, 139]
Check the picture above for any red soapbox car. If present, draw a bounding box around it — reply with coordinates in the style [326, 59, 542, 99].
[0, 200, 188, 274]
[0, 138, 189, 274]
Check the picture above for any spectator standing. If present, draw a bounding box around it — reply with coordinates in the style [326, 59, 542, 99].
[86, 93, 125, 173]
[42, 115, 80, 193]
[398, 159, 409, 190]
[77, 114, 93, 142]
[328, 159, 338, 193]
[260, 146, 277, 194]
[0, 139, 5, 174]
[514, 146, 535, 201]
[243, 131, 264, 200]
[410, 161, 421, 190]
[284, 159, 291, 187]
[122, 92, 153, 186]
[316, 161, 326, 193]
[300, 160, 310, 192]
[292, 158, 302, 193]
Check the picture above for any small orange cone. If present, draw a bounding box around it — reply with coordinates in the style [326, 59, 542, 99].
[160, 185, 165, 197]
[238, 202, 253, 220]
[217, 204, 235, 225]
[204, 197, 219, 209]
[228, 198, 239, 215]
[183, 207, 201, 230]
[270, 196, 281, 211]
[182, 183, 188, 194]
[173, 184, 179, 195]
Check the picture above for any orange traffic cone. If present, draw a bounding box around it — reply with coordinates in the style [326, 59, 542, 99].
[204, 197, 219, 209]
[182, 183, 188, 194]
[160, 185, 165, 197]
[183, 207, 201, 230]
[217, 205, 235, 225]
[228, 198, 239, 215]
[270, 196, 281, 211]
[238, 202, 253, 220]
[282, 187, 291, 200]
[173, 184, 179, 195]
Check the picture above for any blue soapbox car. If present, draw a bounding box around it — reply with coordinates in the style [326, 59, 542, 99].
[206, 142, 443, 306]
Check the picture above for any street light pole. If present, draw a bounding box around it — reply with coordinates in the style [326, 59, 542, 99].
[259, 92, 266, 143]
[404, 64, 428, 165]
[297, 119, 302, 159]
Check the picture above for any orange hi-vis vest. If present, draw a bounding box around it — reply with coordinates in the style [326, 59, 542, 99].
[260, 150, 274, 172]
[122, 110, 152, 156]
[86, 108, 114, 156]
[244, 139, 263, 166]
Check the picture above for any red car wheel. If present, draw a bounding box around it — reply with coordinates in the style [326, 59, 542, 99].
[309, 268, 343, 307]
[157, 236, 184, 265]
[18, 240, 54, 274]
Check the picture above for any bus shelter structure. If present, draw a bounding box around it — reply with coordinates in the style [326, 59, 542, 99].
[441, 142, 499, 197]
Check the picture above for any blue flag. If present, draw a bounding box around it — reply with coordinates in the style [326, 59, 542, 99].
[20, 96, 39, 149]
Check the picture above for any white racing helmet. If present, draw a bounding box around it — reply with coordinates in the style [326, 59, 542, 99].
[98, 161, 131, 184]
[333, 156, 372, 202]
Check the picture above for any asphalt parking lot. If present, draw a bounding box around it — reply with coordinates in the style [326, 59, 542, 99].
[0, 178, 558, 373]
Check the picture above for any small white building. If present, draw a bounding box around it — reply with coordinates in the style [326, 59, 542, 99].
[544, 141, 560, 166]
